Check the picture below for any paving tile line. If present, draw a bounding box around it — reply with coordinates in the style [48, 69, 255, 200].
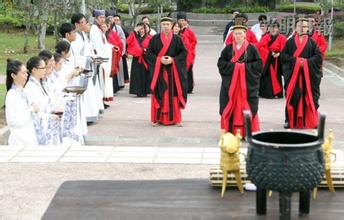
[1, 146, 344, 165]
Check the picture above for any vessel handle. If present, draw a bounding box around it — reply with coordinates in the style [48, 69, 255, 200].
[244, 110, 252, 143]
[317, 112, 326, 142]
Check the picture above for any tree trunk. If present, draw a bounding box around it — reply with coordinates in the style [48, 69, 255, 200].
[37, 9, 48, 50]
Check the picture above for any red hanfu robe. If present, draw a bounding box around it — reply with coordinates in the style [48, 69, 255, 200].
[281, 34, 323, 129]
[107, 30, 123, 77]
[127, 32, 152, 96]
[218, 40, 262, 137]
[179, 27, 197, 68]
[225, 29, 259, 48]
[310, 30, 327, 56]
[178, 33, 192, 71]
[180, 27, 197, 93]
[258, 33, 287, 98]
[147, 32, 188, 125]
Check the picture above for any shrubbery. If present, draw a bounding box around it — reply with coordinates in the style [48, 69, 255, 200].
[334, 21, 344, 38]
[277, 4, 321, 14]
[191, 5, 270, 14]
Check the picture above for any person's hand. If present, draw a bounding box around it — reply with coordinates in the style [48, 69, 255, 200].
[31, 103, 39, 113]
[161, 56, 172, 65]
[114, 46, 119, 52]
[51, 114, 61, 120]
[272, 52, 280, 58]
[73, 68, 81, 77]
[300, 58, 304, 67]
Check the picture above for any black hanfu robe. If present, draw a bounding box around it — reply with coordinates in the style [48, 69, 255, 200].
[217, 40, 262, 137]
[146, 32, 188, 125]
[281, 34, 323, 129]
[127, 32, 152, 97]
[258, 33, 287, 98]
[179, 27, 197, 94]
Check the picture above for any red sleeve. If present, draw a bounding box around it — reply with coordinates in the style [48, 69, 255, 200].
[258, 34, 270, 66]
[108, 31, 123, 53]
[225, 32, 233, 46]
[247, 30, 259, 47]
[318, 34, 328, 56]
[126, 32, 143, 57]
[186, 28, 197, 50]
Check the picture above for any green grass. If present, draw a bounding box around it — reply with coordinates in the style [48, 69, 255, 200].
[0, 31, 56, 75]
[327, 38, 344, 58]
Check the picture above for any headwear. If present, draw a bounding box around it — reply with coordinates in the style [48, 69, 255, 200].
[160, 16, 173, 23]
[269, 18, 280, 28]
[93, 9, 105, 18]
[105, 9, 117, 17]
[177, 11, 187, 20]
[232, 15, 247, 30]
[295, 14, 308, 24]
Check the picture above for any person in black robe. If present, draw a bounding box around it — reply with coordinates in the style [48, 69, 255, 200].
[281, 16, 323, 129]
[258, 19, 287, 98]
[127, 22, 152, 97]
[146, 17, 188, 126]
[217, 16, 262, 137]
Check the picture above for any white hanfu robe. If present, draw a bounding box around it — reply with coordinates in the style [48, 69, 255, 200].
[24, 76, 52, 145]
[90, 24, 114, 102]
[5, 85, 38, 146]
[72, 31, 101, 122]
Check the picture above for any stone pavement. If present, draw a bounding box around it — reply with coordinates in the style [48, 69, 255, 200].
[1, 32, 344, 219]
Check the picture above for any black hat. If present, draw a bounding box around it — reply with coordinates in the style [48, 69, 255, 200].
[295, 14, 308, 24]
[177, 11, 187, 20]
[92, 9, 105, 17]
[269, 18, 280, 28]
[232, 14, 247, 30]
[160, 17, 174, 23]
[105, 9, 117, 17]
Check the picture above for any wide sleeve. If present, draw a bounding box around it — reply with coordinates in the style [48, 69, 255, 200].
[217, 45, 235, 76]
[126, 32, 143, 57]
[5, 90, 33, 128]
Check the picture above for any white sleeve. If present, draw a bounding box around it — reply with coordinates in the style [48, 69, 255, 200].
[72, 34, 87, 68]
[5, 90, 33, 128]
[90, 25, 103, 56]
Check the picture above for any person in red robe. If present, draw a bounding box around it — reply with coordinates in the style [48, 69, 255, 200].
[126, 22, 152, 97]
[308, 15, 327, 56]
[105, 18, 123, 94]
[224, 14, 259, 48]
[177, 11, 197, 94]
[105, 20, 123, 77]
[217, 16, 263, 137]
[172, 22, 192, 73]
[146, 17, 187, 126]
[258, 19, 287, 98]
[281, 16, 323, 129]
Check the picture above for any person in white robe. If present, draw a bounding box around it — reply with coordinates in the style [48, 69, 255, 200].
[39, 50, 62, 145]
[25, 56, 60, 145]
[5, 59, 38, 146]
[90, 9, 114, 107]
[59, 23, 88, 139]
[71, 13, 102, 123]
[251, 14, 268, 42]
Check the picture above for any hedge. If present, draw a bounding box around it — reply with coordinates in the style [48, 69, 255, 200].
[277, 4, 321, 14]
[191, 5, 269, 14]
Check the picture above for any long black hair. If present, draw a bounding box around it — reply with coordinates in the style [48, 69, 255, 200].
[6, 59, 24, 92]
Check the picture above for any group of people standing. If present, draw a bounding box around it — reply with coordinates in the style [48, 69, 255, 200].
[5, 11, 198, 146]
[219, 11, 327, 137]
[5, 8, 328, 146]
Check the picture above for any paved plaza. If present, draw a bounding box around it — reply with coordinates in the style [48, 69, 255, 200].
[1, 31, 344, 219]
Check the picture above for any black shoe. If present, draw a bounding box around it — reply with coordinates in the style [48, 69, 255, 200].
[283, 122, 290, 129]
[119, 86, 125, 89]
[104, 103, 110, 109]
